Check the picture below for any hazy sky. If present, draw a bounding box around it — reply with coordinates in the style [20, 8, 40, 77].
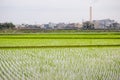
[0, 0, 120, 24]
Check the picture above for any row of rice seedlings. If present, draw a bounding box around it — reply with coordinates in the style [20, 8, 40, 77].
[0, 52, 14, 80]
[9, 57, 27, 80]
[0, 50, 28, 80]
[30, 48, 120, 80]
[33, 48, 120, 80]
[0, 60, 14, 80]
[0, 48, 120, 80]
[23, 51, 47, 79]
[5, 60, 21, 79]
[18, 50, 42, 80]
[0, 61, 9, 80]
[11, 50, 35, 80]
[9, 47, 118, 79]
[0, 52, 21, 80]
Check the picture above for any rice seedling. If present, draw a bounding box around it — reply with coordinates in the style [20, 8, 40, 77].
[0, 48, 120, 80]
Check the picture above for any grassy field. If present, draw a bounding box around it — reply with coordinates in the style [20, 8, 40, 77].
[0, 32, 120, 80]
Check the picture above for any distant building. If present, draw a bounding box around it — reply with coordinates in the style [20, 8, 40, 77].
[65, 23, 78, 30]
[43, 24, 51, 29]
[41, 23, 56, 29]
[110, 22, 120, 29]
[15, 24, 27, 29]
[48, 22, 56, 29]
[15, 24, 41, 29]
[74, 23, 82, 28]
[55, 23, 66, 29]
[93, 19, 115, 29]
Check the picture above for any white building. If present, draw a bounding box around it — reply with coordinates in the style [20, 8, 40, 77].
[93, 19, 115, 29]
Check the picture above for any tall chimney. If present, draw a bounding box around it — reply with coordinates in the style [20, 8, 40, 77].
[90, 6, 92, 22]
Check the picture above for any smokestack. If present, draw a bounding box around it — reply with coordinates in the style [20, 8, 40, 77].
[90, 6, 92, 22]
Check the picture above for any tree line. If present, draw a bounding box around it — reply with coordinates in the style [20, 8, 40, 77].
[0, 22, 15, 30]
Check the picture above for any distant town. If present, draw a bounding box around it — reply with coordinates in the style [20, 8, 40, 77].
[0, 19, 120, 31]
[16, 19, 120, 30]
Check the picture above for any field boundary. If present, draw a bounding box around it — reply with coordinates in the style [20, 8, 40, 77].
[0, 37, 120, 39]
[0, 45, 120, 48]
[0, 33, 120, 35]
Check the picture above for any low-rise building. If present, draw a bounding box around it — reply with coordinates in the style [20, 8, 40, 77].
[93, 19, 115, 29]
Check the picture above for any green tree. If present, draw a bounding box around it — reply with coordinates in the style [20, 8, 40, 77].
[82, 21, 94, 30]
[0, 22, 15, 30]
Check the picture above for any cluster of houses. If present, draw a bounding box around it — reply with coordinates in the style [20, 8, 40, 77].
[16, 19, 120, 30]
[16, 23, 82, 30]
[93, 19, 120, 29]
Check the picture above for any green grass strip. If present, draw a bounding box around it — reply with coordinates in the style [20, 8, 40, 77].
[0, 37, 120, 39]
[0, 44, 120, 48]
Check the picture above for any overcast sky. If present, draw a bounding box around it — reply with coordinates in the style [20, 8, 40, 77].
[0, 0, 120, 24]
